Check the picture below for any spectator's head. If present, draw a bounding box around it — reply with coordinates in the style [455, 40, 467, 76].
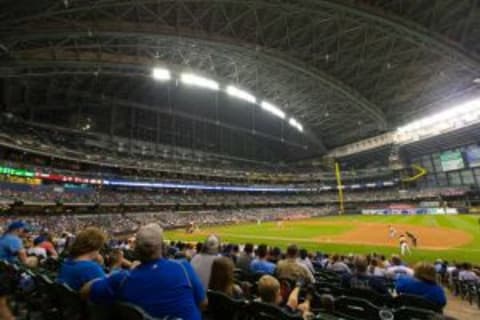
[353, 255, 368, 274]
[286, 244, 298, 259]
[244, 243, 254, 254]
[6, 221, 29, 237]
[257, 275, 282, 305]
[463, 262, 472, 270]
[299, 248, 308, 260]
[196, 242, 203, 254]
[391, 255, 402, 266]
[331, 254, 339, 262]
[208, 257, 236, 296]
[70, 227, 106, 259]
[109, 249, 124, 268]
[414, 262, 437, 283]
[256, 244, 268, 259]
[204, 235, 220, 255]
[134, 223, 164, 263]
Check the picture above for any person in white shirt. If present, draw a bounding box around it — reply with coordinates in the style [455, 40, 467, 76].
[459, 263, 479, 282]
[386, 255, 413, 279]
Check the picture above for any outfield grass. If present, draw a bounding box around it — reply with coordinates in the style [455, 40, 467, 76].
[164, 214, 480, 264]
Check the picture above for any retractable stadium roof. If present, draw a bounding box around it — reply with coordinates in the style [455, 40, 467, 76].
[0, 0, 479, 162]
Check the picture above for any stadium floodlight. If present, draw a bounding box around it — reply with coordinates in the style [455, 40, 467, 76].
[397, 97, 480, 133]
[152, 68, 171, 81]
[288, 117, 303, 132]
[260, 101, 286, 120]
[226, 85, 256, 104]
[180, 73, 219, 90]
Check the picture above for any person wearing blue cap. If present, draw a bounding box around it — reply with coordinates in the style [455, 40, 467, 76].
[0, 221, 30, 264]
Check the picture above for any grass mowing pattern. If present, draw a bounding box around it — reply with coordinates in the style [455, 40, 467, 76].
[165, 215, 480, 264]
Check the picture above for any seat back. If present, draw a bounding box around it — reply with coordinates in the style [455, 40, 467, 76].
[53, 283, 86, 320]
[393, 306, 438, 320]
[394, 294, 443, 313]
[343, 288, 393, 307]
[112, 302, 157, 320]
[247, 301, 303, 320]
[207, 290, 247, 320]
[334, 295, 382, 320]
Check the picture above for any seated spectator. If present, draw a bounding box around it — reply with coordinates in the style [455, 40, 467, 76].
[267, 246, 282, 265]
[326, 254, 351, 274]
[209, 257, 243, 299]
[57, 227, 106, 290]
[191, 235, 220, 289]
[82, 223, 207, 320]
[250, 244, 276, 275]
[368, 258, 386, 277]
[386, 255, 413, 279]
[298, 249, 315, 274]
[276, 244, 315, 284]
[0, 221, 35, 267]
[236, 243, 254, 273]
[36, 233, 58, 258]
[458, 262, 479, 282]
[107, 249, 132, 274]
[257, 275, 312, 319]
[341, 255, 389, 295]
[396, 262, 447, 308]
[27, 237, 48, 260]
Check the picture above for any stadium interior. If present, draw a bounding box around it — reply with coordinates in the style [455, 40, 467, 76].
[1, 1, 480, 320]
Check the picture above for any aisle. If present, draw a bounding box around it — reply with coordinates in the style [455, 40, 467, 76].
[444, 291, 480, 320]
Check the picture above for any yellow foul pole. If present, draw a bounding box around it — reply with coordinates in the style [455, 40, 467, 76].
[335, 162, 344, 215]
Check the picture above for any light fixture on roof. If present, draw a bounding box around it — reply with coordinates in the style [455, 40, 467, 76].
[152, 68, 171, 81]
[288, 117, 303, 132]
[226, 85, 256, 104]
[260, 101, 286, 119]
[397, 97, 480, 133]
[180, 73, 219, 90]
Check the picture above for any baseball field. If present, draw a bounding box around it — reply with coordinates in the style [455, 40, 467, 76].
[164, 214, 480, 263]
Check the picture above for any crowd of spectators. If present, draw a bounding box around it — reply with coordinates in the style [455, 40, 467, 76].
[2, 217, 478, 320]
[0, 120, 393, 183]
[0, 181, 468, 207]
[0, 207, 323, 237]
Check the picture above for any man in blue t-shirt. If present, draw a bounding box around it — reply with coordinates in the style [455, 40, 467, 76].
[0, 221, 30, 264]
[395, 262, 446, 308]
[250, 244, 276, 275]
[82, 223, 207, 320]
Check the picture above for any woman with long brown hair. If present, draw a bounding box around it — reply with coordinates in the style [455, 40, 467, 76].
[208, 257, 243, 298]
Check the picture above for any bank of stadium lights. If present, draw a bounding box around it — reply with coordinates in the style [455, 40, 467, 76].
[289, 118, 303, 132]
[150, 68, 304, 132]
[260, 101, 286, 120]
[180, 73, 219, 91]
[152, 68, 171, 81]
[226, 85, 256, 104]
[397, 97, 480, 139]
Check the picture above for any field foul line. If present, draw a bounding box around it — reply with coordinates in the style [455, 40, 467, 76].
[213, 232, 480, 252]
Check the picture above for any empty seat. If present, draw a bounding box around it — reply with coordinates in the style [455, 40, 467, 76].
[247, 301, 303, 320]
[207, 290, 248, 320]
[333, 295, 382, 320]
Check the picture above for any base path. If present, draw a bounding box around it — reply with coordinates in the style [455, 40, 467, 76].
[311, 222, 472, 250]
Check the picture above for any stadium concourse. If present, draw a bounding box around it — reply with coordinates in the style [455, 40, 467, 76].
[3, 1, 480, 320]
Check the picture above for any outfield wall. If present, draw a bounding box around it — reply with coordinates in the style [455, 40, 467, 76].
[361, 208, 458, 215]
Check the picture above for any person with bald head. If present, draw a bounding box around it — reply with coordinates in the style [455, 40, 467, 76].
[81, 223, 207, 320]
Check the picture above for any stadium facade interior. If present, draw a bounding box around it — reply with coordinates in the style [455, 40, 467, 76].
[1, 1, 480, 320]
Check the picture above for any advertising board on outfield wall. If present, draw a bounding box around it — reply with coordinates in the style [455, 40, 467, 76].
[362, 208, 458, 215]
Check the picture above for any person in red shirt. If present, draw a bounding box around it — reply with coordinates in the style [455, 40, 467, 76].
[36, 233, 58, 258]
